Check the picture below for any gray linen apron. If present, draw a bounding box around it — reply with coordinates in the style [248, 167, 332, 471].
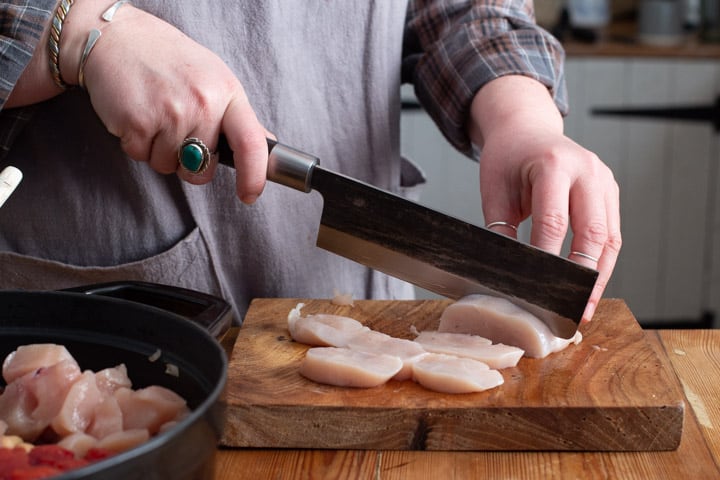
[0, 1, 421, 323]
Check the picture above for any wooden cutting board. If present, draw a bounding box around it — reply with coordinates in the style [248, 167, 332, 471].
[220, 298, 684, 451]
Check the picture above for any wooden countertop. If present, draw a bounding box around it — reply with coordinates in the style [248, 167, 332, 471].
[564, 37, 720, 59]
[214, 322, 720, 479]
[562, 21, 720, 58]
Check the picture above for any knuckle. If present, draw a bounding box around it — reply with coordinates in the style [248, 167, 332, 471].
[535, 210, 568, 241]
[578, 221, 609, 249]
[606, 230, 623, 255]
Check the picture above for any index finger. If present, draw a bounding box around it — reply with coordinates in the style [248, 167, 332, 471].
[221, 94, 270, 204]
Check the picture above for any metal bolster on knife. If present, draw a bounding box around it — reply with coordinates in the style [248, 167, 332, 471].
[266, 140, 318, 193]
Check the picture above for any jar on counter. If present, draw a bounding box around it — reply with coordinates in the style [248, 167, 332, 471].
[701, 0, 720, 42]
[637, 0, 685, 46]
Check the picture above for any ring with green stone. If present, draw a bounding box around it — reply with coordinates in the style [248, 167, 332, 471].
[178, 137, 212, 174]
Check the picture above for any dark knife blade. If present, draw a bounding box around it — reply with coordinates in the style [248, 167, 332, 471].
[216, 136, 598, 338]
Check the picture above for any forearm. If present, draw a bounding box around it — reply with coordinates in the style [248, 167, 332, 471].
[404, 0, 567, 156]
[6, 0, 121, 108]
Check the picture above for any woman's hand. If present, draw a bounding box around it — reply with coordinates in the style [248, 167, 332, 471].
[82, 4, 268, 203]
[469, 75, 622, 322]
[8, 1, 268, 203]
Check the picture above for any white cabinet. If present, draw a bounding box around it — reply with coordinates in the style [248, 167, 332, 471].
[400, 58, 720, 326]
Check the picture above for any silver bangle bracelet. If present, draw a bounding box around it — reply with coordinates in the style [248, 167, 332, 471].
[77, 1, 131, 89]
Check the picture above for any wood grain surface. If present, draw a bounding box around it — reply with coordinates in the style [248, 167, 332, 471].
[220, 298, 684, 451]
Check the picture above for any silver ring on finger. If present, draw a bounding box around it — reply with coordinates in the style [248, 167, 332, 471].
[486, 221, 518, 232]
[570, 251, 599, 263]
[179, 137, 214, 175]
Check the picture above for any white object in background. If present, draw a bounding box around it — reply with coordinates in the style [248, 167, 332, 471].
[568, 0, 610, 29]
[0, 166, 22, 208]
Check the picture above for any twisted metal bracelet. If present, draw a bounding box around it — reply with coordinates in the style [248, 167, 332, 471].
[48, 0, 75, 90]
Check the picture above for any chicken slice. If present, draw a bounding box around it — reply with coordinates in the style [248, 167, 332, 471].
[299, 347, 403, 388]
[413, 331, 524, 369]
[287, 303, 369, 347]
[114, 386, 189, 435]
[346, 330, 428, 381]
[58, 432, 99, 458]
[96, 428, 150, 454]
[412, 353, 504, 394]
[2, 344, 77, 383]
[87, 394, 124, 440]
[95, 364, 132, 396]
[51, 370, 104, 437]
[0, 359, 83, 441]
[438, 294, 582, 358]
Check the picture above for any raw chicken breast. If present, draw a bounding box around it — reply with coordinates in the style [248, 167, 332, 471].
[299, 347, 403, 388]
[413, 331, 524, 369]
[438, 294, 582, 358]
[412, 353, 504, 394]
[2, 344, 76, 383]
[288, 303, 369, 347]
[347, 330, 428, 381]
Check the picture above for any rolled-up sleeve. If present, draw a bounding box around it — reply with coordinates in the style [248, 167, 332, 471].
[0, 1, 56, 159]
[403, 0, 568, 156]
[0, 0, 55, 106]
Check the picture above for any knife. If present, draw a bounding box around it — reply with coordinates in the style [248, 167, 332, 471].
[216, 137, 598, 339]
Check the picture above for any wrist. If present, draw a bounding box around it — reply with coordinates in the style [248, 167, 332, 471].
[468, 75, 563, 147]
[55, 0, 128, 87]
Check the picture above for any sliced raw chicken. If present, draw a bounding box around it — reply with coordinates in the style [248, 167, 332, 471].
[438, 294, 582, 358]
[2, 344, 76, 383]
[95, 364, 132, 395]
[346, 330, 428, 381]
[58, 432, 98, 458]
[413, 331, 523, 369]
[299, 347, 403, 388]
[114, 386, 190, 435]
[51, 370, 104, 437]
[288, 303, 369, 347]
[87, 395, 124, 439]
[412, 353, 504, 394]
[96, 428, 150, 453]
[0, 359, 83, 440]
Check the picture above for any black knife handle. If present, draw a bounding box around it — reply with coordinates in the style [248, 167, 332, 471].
[217, 135, 318, 192]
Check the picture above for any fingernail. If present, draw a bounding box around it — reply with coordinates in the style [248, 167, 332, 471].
[241, 194, 258, 204]
[582, 301, 597, 322]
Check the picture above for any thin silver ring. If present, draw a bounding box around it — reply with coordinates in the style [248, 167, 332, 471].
[486, 221, 518, 232]
[570, 251, 599, 263]
[178, 137, 212, 175]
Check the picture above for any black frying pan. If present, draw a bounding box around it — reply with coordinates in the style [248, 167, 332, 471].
[0, 281, 231, 480]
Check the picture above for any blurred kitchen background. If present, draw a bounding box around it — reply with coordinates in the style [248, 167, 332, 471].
[401, 0, 720, 328]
